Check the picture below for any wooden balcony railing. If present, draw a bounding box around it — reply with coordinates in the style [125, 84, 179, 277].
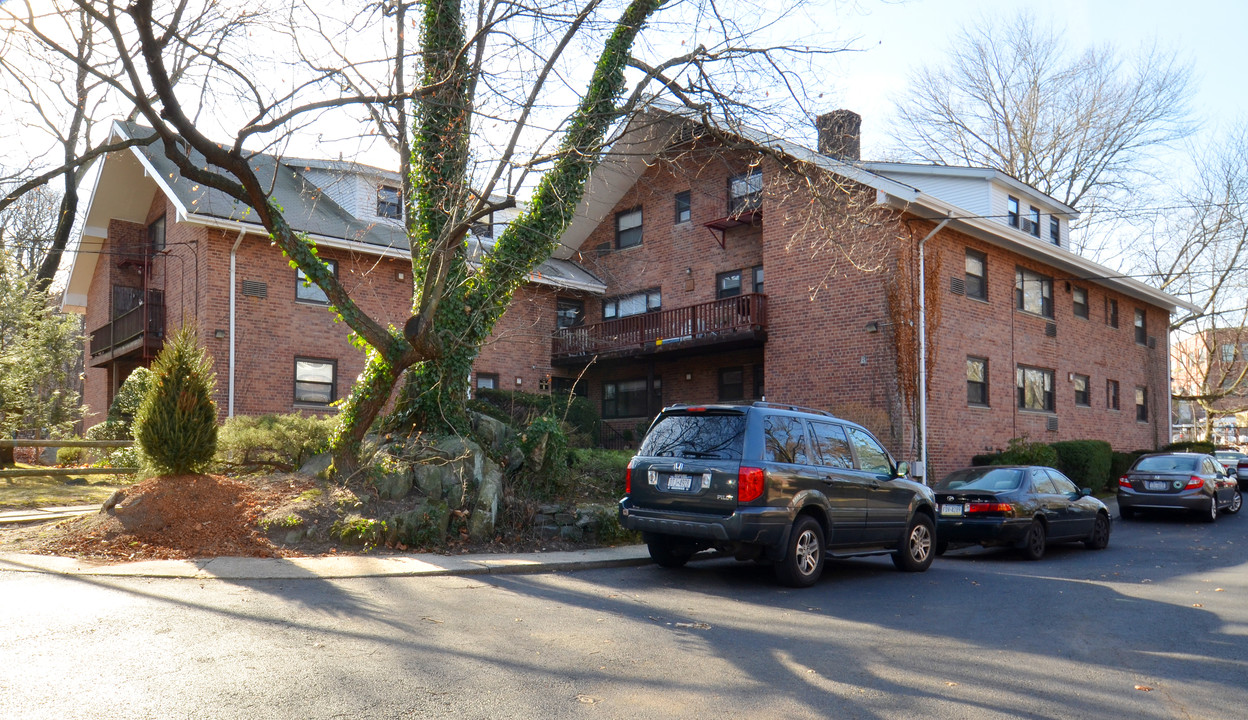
[89, 289, 165, 358]
[553, 293, 766, 361]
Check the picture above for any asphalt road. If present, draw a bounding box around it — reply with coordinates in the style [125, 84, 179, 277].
[2, 511, 1246, 720]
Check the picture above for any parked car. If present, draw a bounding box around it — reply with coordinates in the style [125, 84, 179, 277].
[1118, 452, 1242, 522]
[618, 402, 937, 587]
[932, 466, 1111, 560]
[1234, 456, 1248, 491]
[1213, 450, 1246, 478]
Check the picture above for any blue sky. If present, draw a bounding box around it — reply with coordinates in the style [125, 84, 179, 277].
[814, 0, 1246, 160]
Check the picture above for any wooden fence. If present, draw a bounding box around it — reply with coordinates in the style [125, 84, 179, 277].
[0, 439, 137, 478]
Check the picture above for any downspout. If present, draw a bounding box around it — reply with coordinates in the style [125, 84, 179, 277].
[228, 228, 246, 417]
[917, 214, 953, 483]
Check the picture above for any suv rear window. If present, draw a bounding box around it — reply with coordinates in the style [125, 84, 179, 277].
[639, 413, 746, 459]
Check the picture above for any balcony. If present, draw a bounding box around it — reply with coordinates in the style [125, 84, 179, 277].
[553, 293, 767, 364]
[88, 289, 165, 366]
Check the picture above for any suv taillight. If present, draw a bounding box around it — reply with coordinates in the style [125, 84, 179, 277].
[1185, 476, 1204, 490]
[739, 467, 765, 503]
[625, 457, 636, 494]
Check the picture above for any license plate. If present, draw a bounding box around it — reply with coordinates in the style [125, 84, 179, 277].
[667, 474, 693, 491]
[939, 504, 964, 517]
[1145, 481, 1168, 491]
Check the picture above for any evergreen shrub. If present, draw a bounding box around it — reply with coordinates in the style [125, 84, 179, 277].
[134, 325, 219, 475]
[1050, 440, 1113, 493]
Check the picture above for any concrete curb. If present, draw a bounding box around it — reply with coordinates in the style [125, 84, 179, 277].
[0, 545, 653, 580]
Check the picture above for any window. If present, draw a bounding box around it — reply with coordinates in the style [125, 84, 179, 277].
[476, 373, 499, 391]
[1223, 344, 1237, 363]
[556, 298, 584, 329]
[753, 364, 764, 399]
[148, 216, 166, 252]
[1048, 470, 1079, 496]
[717, 270, 742, 298]
[1134, 308, 1147, 345]
[965, 249, 987, 301]
[1073, 374, 1090, 406]
[550, 376, 587, 398]
[1050, 216, 1061, 246]
[295, 259, 338, 304]
[1107, 379, 1120, 410]
[847, 427, 892, 476]
[728, 169, 762, 215]
[603, 378, 660, 418]
[718, 367, 744, 401]
[1015, 268, 1053, 317]
[674, 191, 691, 224]
[808, 421, 853, 469]
[751, 265, 764, 294]
[967, 357, 989, 406]
[1072, 287, 1088, 319]
[603, 288, 660, 319]
[1106, 298, 1119, 328]
[1024, 206, 1041, 236]
[294, 358, 336, 405]
[1007, 196, 1020, 228]
[763, 415, 809, 465]
[377, 185, 401, 219]
[615, 207, 643, 249]
[1030, 469, 1058, 495]
[1135, 386, 1148, 422]
[1017, 365, 1054, 412]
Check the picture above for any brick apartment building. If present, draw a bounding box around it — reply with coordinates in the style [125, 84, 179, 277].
[63, 111, 1196, 480]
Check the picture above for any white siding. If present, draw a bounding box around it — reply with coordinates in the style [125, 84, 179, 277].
[878, 171, 991, 218]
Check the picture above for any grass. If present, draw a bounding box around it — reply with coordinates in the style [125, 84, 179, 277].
[0, 464, 138, 509]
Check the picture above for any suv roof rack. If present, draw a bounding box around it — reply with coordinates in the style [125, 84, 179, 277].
[749, 401, 837, 418]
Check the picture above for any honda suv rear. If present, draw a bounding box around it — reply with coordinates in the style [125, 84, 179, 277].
[619, 402, 937, 587]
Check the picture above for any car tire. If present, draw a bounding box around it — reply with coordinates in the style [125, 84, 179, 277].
[1225, 488, 1243, 516]
[1119, 505, 1135, 520]
[647, 535, 696, 568]
[891, 514, 936, 572]
[1020, 520, 1046, 561]
[775, 515, 825, 588]
[1084, 512, 1111, 550]
[1201, 496, 1218, 524]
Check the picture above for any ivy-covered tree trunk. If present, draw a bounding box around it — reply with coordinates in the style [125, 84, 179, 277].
[388, 0, 667, 436]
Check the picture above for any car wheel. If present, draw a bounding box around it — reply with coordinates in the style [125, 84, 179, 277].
[1119, 505, 1135, 520]
[775, 515, 825, 588]
[647, 535, 696, 568]
[1084, 512, 1111, 550]
[1225, 488, 1243, 516]
[892, 514, 936, 572]
[1201, 495, 1218, 524]
[1020, 520, 1046, 561]
[934, 538, 949, 557]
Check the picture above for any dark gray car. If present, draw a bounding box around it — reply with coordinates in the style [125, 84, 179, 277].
[618, 402, 937, 587]
[1118, 452, 1242, 522]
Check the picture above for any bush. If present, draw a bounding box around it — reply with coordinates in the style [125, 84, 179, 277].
[1161, 440, 1215, 454]
[134, 325, 219, 475]
[216, 413, 334, 472]
[993, 437, 1058, 467]
[566, 448, 633, 500]
[471, 388, 600, 447]
[1050, 440, 1113, 493]
[1110, 451, 1145, 482]
[107, 367, 152, 421]
[56, 446, 85, 466]
[971, 452, 1001, 466]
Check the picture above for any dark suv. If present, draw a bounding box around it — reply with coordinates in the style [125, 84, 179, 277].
[619, 402, 937, 587]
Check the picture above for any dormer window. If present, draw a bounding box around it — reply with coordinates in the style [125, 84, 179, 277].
[1007, 196, 1020, 228]
[728, 169, 762, 215]
[377, 185, 401, 219]
[1024, 206, 1041, 237]
[1050, 216, 1061, 246]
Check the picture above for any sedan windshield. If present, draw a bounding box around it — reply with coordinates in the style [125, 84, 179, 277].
[935, 467, 1024, 492]
[1133, 455, 1200, 473]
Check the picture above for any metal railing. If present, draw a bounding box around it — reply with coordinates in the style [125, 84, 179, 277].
[554, 293, 766, 359]
[89, 289, 164, 357]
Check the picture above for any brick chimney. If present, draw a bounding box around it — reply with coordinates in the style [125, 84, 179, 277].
[815, 110, 861, 161]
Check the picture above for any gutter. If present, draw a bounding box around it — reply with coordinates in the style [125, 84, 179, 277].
[917, 215, 953, 482]
[228, 228, 246, 417]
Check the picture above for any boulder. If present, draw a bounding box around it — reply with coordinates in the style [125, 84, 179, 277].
[299, 452, 333, 480]
[411, 463, 447, 502]
[469, 411, 514, 452]
[467, 462, 504, 542]
[372, 460, 413, 500]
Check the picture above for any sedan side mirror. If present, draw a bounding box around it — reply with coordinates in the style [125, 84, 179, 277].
[1080, 488, 1093, 497]
[894, 461, 910, 478]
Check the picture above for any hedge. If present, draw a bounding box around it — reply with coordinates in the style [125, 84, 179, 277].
[1050, 440, 1113, 494]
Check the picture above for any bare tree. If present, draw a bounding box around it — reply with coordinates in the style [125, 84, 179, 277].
[889, 12, 1194, 245]
[8, 0, 842, 475]
[0, 184, 61, 276]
